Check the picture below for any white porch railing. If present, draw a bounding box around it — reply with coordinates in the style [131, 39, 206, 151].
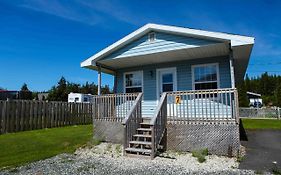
[166, 88, 239, 123]
[92, 93, 139, 122]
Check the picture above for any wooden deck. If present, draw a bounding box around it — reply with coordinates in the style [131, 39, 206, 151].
[92, 88, 239, 159]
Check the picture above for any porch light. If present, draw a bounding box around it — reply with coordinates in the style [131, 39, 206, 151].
[150, 70, 153, 77]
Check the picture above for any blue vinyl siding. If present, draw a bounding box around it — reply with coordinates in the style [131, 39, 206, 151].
[104, 32, 219, 60]
[116, 56, 231, 101]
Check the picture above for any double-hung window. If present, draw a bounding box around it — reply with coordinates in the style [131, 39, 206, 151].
[124, 71, 143, 93]
[192, 63, 219, 90]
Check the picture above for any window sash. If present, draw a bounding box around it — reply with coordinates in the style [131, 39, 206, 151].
[192, 63, 219, 90]
[125, 72, 142, 88]
[194, 65, 217, 82]
[194, 80, 218, 84]
[124, 71, 143, 93]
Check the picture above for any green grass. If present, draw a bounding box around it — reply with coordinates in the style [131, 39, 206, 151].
[242, 119, 281, 130]
[0, 124, 94, 169]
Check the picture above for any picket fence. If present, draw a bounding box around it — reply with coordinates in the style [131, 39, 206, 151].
[0, 100, 93, 134]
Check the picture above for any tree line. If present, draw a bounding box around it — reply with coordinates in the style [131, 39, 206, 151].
[16, 77, 111, 102]
[238, 72, 281, 107]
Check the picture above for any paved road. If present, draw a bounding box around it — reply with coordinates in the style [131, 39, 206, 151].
[239, 129, 281, 172]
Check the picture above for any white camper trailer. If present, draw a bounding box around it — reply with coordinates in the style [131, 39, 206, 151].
[68, 93, 93, 103]
[247, 91, 263, 108]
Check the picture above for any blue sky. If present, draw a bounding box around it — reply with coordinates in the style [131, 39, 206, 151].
[1, 0, 281, 91]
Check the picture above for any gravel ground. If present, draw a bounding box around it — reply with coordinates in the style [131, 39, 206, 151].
[0, 143, 265, 175]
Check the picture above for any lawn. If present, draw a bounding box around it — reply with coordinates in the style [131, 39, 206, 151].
[242, 119, 281, 130]
[0, 124, 94, 169]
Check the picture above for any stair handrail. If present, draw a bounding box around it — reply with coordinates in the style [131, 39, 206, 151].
[122, 92, 143, 153]
[150, 92, 167, 158]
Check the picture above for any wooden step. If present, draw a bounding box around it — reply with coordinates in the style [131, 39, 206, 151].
[129, 141, 152, 145]
[133, 134, 152, 138]
[125, 147, 152, 154]
[140, 122, 151, 125]
[137, 128, 152, 131]
[142, 117, 152, 123]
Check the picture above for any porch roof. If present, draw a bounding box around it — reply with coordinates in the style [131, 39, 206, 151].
[81, 23, 254, 81]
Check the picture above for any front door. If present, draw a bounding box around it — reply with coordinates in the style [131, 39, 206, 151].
[157, 68, 177, 100]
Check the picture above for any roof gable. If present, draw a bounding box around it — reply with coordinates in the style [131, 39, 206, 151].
[81, 23, 254, 82]
[81, 23, 254, 68]
[103, 31, 220, 61]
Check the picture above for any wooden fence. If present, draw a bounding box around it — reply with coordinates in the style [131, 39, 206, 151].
[0, 100, 93, 134]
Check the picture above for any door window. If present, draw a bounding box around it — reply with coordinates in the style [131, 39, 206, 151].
[162, 73, 173, 92]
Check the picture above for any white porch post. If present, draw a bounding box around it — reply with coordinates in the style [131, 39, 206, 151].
[113, 74, 117, 93]
[98, 66, 101, 95]
[229, 49, 236, 89]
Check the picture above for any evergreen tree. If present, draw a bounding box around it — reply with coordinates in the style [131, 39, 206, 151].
[19, 83, 32, 100]
[21, 83, 29, 91]
[275, 84, 281, 107]
[237, 82, 249, 107]
[101, 85, 111, 94]
[48, 77, 68, 101]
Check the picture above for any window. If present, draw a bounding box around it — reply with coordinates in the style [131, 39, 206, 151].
[124, 71, 143, 93]
[192, 63, 219, 90]
[148, 32, 155, 42]
[162, 73, 173, 92]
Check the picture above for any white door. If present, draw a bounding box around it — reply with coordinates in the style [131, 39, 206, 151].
[157, 68, 177, 100]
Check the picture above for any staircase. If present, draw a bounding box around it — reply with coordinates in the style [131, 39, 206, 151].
[124, 118, 154, 157]
[123, 93, 168, 159]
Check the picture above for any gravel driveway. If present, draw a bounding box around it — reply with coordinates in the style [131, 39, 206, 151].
[1, 143, 257, 175]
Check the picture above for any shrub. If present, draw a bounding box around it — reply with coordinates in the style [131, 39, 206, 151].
[192, 148, 208, 163]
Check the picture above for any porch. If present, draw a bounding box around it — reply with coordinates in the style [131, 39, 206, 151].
[91, 88, 240, 159]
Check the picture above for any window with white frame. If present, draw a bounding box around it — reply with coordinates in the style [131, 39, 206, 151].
[192, 63, 219, 90]
[124, 71, 142, 93]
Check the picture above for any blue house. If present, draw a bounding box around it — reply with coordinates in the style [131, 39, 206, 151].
[81, 24, 254, 158]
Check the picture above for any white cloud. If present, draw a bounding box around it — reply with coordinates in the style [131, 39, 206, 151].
[79, 0, 142, 25]
[19, 0, 101, 25]
[16, 0, 143, 26]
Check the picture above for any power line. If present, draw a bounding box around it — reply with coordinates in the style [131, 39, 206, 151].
[247, 71, 281, 73]
[249, 62, 281, 66]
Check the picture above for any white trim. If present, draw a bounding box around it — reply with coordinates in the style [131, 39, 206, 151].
[191, 63, 220, 90]
[246, 91, 261, 97]
[229, 52, 236, 88]
[156, 67, 177, 100]
[81, 23, 254, 68]
[123, 70, 144, 93]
